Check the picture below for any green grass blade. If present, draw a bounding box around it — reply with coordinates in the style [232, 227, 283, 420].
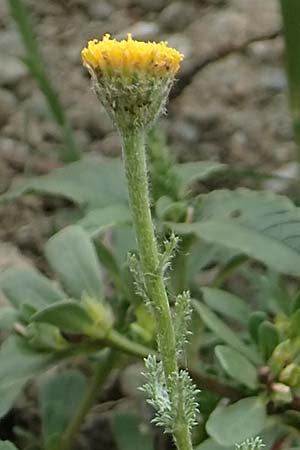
[280, 0, 300, 161]
[8, 0, 80, 162]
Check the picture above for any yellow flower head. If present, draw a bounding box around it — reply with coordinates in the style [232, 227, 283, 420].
[82, 34, 184, 131]
[81, 33, 183, 78]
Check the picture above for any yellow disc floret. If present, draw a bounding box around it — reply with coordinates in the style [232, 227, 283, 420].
[81, 33, 183, 77]
[82, 34, 183, 131]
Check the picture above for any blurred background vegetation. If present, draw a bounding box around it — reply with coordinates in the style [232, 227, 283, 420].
[0, 0, 297, 261]
[1, 0, 300, 449]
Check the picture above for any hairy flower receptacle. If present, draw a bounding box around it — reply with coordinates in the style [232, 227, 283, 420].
[82, 34, 183, 132]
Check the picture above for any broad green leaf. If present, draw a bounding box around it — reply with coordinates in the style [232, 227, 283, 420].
[187, 240, 237, 281]
[0, 442, 19, 450]
[1, 158, 127, 210]
[215, 345, 258, 389]
[175, 220, 300, 277]
[0, 307, 19, 332]
[0, 337, 56, 383]
[78, 204, 131, 237]
[173, 161, 226, 192]
[258, 321, 280, 361]
[290, 309, 300, 338]
[0, 268, 64, 311]
[206, 397, 267, 446]
[193, 301, 260, 364]
[45, 226, 103, 300]
[40, 370, 86, 450]
[292, 291, 300, 313]
[26, 323, 69, 352]
[113, 226, 136, 264]
[112, 411, 154, 450]
[195, 438, 230, 450]
[245, 270, 290, 315]
[94, 241, 125, 294]
[172, 189, 300, 276]
[201, 287, 250, 324]
[0, 337, 57, 418]
[248, 312, 268, 343]
[32, 300, 94, 334]
[0, 379, 25, 419]
[196, 189, 295, 222]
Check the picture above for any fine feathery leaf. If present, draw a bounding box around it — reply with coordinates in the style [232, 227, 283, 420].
[235, 437, 265, 450]
[158, 233, 180, 275]
[174, 291, 192, 358]
[141, 355, 199, 433]
[141, 355, 173, 432]
[168, 369, 200, 431]
[128, 253, 149, 305]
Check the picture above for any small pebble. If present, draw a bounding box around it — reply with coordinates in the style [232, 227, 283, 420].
[118, 22, 160, 41]
[159, 1, 195, 31]
[87, 1, 114, 20]
[0, 57, 27, 87]
[263, 162, 299, 193]
[0, 89, 17, 128]
[135, 0, 166, 12]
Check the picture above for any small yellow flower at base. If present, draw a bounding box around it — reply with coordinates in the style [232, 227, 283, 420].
[81, 34, 184, 132]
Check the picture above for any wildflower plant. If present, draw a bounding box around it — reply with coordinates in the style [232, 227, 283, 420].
[82, 33, 196, 450]
[3, 30, 300, 450]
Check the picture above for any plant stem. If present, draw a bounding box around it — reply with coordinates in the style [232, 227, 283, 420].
[122, 129, 193, 450]
[59, 349, 117, 450]
[107, 329, 154, 358]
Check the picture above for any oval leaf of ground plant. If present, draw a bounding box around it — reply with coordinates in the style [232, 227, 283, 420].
[0, 267, 64, 311]
[94, 240, 124, 293]
[206, 397, 267, 446]
[0, 307, 19, 332]
[39, 369, 86, 450]
[1, 157, 127, 210]
[172, 189, 300, 276]
[258, 321, 280, 361]
[193, 301, 260, 364]
[196, 188, 294, 222]
[0, 336, 57, 418]
[173, 161, 226, 194]
[175, 221, 300, 277]
[0, 442, 19, 450]
[32, 300, 95, 335]
[215, 345, 258, 389]
[201, 287, 251, 325]
[78, 204, 131, 238]
[195, 437, 231, 450]
[112, 411, 154, 450]
[0, 379, 25, 419]
[45, 225, 103, 300]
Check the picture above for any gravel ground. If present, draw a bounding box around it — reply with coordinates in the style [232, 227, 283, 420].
[0, 0, 288, 169]
[0, 1, 296, 447]
[0, 0, 292, 266]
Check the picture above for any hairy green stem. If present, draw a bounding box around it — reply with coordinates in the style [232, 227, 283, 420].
[59, 350, 117, 450]
[122, 129, 193, 450]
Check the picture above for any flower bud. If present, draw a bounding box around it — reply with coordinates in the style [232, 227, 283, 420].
[82, 34, 183, 132]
